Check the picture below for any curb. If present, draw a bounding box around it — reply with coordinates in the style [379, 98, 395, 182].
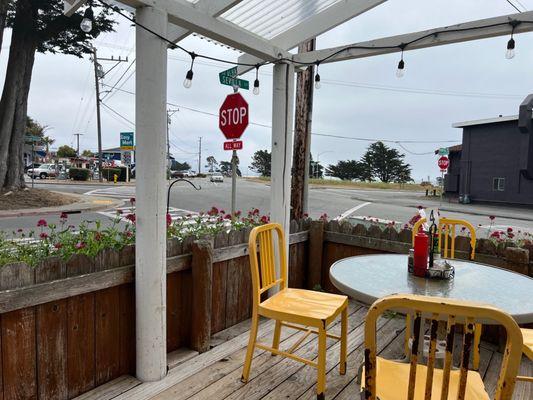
[0, 194, 124, 219]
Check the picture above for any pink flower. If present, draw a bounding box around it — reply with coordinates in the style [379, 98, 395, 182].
[37, 219, 47, 227]
[489, 215, 495, 221]
[235, 210, 242, 217]
[75, 242, 86, 250]
[260, 215, 270, 224]
[224, 214, 232, 220]
[125, 214, 136, 223]
[490, 231, 500, 239]
[40, 232, 48, 239]
[208, 206, 219, 216]
[166, 213, 172, 227]
[60, 212, 68, 220]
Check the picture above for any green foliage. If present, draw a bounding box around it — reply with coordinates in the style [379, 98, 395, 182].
[57, 145, 77, 158]
[81, 150, 94, 157]
[219, 160, 242, 177]
[326, 160, 363, 181]
[171, 160, 191, 171]
[102, 167, 121, 181]
[68, 167, 90, 181]
[6, 1, 115, 57]
[250, 150, 271, 177]
[362, 141, 413, 183]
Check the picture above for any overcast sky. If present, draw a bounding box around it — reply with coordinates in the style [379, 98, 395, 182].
[2, 0, 533, 180]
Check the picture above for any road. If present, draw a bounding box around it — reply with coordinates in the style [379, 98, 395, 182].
[2, 178, 533, 237]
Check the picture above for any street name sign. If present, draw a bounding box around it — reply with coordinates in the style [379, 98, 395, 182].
[219, 93, 249, 140]
[219, 67, 249, 90]
[438, 156, 449, 171]
[224, 140, 243, 151]
[438, 147, 450, 156]
[120, 132, 135, 150]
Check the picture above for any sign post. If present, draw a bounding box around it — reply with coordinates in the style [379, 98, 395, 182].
[438, 156, 449, 207]
[219, 92, 249, 218]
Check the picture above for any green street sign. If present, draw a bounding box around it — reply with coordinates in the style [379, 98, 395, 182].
[219, 67, 249, 90]
[120, 132, 135, 150]
[438, 147, 449, 156]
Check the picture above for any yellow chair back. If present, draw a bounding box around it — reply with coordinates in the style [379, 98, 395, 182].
[248, 223, 287, 306]
[364, 294, 523, 400]
[411, 217, 476, 260]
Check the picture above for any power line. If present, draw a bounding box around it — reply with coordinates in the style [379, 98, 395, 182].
[100, 102, 135, 126]
[101, 58, 135, 101]
[506, 0, 523, 13]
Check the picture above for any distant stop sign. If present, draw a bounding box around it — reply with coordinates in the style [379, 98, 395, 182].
[438, 156, 449, 171]
[219, 93, 249, 140]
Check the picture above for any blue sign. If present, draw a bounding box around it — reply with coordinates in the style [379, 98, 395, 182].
[120, 132, 134, 150]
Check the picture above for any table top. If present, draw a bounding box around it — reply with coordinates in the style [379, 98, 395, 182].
[329, 254, 533, 324]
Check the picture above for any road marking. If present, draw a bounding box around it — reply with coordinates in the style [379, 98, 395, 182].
[336, 202, 372, 220]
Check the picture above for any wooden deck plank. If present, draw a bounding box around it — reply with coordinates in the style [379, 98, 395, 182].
[73, 375, 141, 400]
[485, 351, 532, 400]
[154, 303, 361, 400]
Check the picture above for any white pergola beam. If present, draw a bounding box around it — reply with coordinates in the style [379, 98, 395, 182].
[293, 11, 533, 65]
[167, 0, 244, 43]
[145, 0, 290, 61]
[237, 0, 387, 75]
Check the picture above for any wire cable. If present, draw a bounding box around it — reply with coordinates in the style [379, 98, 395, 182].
[506, 0, 523, 13]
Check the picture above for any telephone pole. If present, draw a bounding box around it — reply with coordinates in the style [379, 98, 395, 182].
[198, 137, 202, 174]
[74, 133, 84, 156]
[91, 47, 128, 182]
[167, 109, 179, 178]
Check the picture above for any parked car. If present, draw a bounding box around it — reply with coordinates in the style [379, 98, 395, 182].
[210, 173, 224, 183]
[24, 163, 41, 173]
[27, 163, 59, 179]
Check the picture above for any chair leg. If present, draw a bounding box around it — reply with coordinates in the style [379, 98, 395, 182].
[317, 325, 327, 400]
[340, 307, 347, 375]
[241, 313, 259, 383]
[272, 320, 282, 356]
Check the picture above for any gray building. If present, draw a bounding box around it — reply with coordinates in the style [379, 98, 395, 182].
[449, 114, 533, 205]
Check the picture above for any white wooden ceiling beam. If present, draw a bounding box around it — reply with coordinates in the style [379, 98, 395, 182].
[236, 0, 387, 75]
[292, 11, 533, 65]
[167, 0, 245, 44]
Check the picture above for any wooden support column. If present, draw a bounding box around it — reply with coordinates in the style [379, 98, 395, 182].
[271, 62, 295, 284]
[307, 220, 324, 290]
[135, 5, 168, 382]
[191, 240, 213, 353]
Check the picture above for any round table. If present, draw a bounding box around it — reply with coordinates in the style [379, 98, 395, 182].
[330, 254, 533, 324]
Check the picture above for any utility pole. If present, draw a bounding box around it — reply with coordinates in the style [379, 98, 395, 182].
[74, 133, 84, 156]
[91, 47, 128, 182]
[198, 137, 202, 174]
[167, 109, 179, 179]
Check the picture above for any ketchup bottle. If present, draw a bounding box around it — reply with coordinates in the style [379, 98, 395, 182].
[413, 232, 429, 277]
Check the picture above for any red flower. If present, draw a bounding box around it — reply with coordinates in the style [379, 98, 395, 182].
[417, 205, 424, 210]
[17, 228, 23, 233]
[130, 197, 136, 204]
[75, 242, 86, 250]
[507, 227, 513, 233]
[253, 208, 260, 215]
[508, 232, 515, 239]
[260, 215, 270, 224]
[224, 214, 232, 220]
[489, 215, 495, 221]
[220, 210, 225, 215]
[166, 213, 172, 227]
[303, 213, 309, 218]
[235, 210, 241, 217]
[125, 213, 136, 223]
[40, 232, 48, 239]
[490, 231, 500, 239]
[60, 212, 68, 220]
[208, 206, 219, 216]
[54, 243, 63, 249]
[37, 219, 47, 227]
[124, 231, 133, 238]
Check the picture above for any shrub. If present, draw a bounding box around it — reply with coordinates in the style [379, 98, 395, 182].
[69, 168, 90, 181]
[102, 168, 121, 181]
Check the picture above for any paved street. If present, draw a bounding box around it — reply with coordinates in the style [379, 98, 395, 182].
[2, 179, 533, 237]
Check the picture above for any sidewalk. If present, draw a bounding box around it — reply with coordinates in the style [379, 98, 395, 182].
[0, 192, 123, 218]
[27, 178, 136, 186]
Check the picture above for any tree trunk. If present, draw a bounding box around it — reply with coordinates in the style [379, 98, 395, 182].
[0, 0, 37, 190]
[290, 39, 315, 220]
[0, 0, 9, 54]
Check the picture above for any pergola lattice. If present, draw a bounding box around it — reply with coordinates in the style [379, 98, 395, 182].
[64, 0, 533, 383]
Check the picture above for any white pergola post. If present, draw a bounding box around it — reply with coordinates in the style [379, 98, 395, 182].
[271, 63, 295, 282]
[135, 5, 168, 382]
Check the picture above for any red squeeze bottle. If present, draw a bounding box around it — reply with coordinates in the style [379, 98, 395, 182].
[413, 232, 429, 277]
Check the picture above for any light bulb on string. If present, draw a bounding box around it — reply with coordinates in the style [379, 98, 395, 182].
[506, 37, 516, 59]
[314, 62, 321, 89]
[80, 6, 94, 33]
[183, 53, 196, 89]
[253, 65, 260, 95]
[396, 44, 406, 78]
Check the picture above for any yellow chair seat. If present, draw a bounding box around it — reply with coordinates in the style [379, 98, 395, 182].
[521, 328, 533, 360]
[258, 288, 348, 327]
[362, 357, 489, 400]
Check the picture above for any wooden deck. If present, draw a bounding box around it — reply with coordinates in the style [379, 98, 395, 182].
[76, 302, 532, 400]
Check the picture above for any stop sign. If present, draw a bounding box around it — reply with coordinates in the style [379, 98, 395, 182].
[438, 156, 449, 171]
[219, 93, 249, 140]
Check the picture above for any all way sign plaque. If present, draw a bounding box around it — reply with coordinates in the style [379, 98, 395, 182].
[219, 67, 249, 90]
[224, 140, 243, 151]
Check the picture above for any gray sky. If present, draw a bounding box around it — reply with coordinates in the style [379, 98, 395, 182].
[2, 0, 533, 180]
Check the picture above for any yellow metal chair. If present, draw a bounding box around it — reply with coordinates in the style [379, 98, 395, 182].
[241, 223, 349, 399]
[411, 217, 477, 260]
[517, 328, 533, 383]
[361, 294, 523, 400]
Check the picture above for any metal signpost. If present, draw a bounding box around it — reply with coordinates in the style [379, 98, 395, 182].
[438, 155, 449, 207]
[219, 67, 249, 90]
[219, 92, 249, 217]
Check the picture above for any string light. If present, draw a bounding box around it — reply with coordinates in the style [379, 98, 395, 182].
[506, 21, 520, 59]
[396, 44, 406, 78]
[314, 62, 321, 89]
[183, 53, 196, 89]
[253, 65, 260, 95]
[80, 4, 94, 33]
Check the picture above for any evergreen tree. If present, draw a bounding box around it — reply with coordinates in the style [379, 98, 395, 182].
[361, 141, 412, 183]
[250, 149, 271, 177]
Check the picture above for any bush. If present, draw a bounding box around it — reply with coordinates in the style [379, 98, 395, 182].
[196, 173, 207, 178]
[69, 168, 90, 181]
[102, 168, 121, 181]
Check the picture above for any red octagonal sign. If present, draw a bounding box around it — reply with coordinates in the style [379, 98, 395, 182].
[219, 92, 249, 140]
[438, 156, 449, 171]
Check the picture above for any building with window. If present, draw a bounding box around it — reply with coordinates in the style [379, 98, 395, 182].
[446, 114, 533, 205]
